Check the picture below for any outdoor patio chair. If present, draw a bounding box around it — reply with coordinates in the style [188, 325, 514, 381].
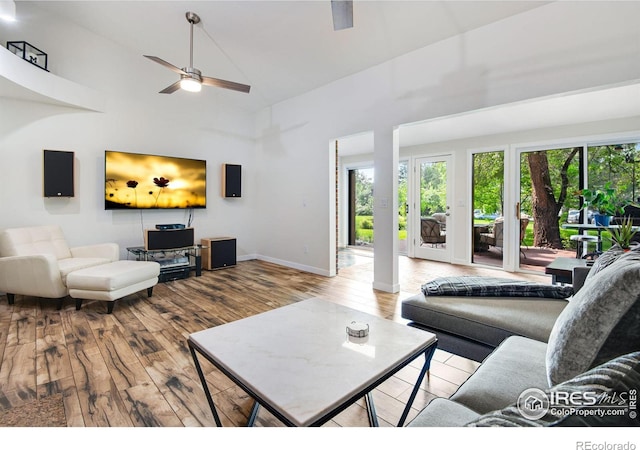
[432, 212, 447, 231]
[421, 217, 446, 247]
[479, 219, 503, 251]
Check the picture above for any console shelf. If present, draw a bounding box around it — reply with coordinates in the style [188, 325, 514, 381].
[127, 245, 203, 283]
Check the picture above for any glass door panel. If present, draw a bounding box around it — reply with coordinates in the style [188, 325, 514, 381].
[398, 160, 408, 255]
[413, 155, 451, 262]
[347, 167, 374, 249]
[472, 151, 504, 267]
[519, 147, 580, 271]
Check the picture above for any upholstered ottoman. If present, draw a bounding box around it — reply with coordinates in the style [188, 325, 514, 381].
[67, 260, 160, 313]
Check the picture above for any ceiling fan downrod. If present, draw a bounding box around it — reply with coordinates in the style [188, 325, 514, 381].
[185, 11, 200, 69]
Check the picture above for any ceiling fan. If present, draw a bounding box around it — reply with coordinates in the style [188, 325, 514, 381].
[331, 0, 353, 31]
[144, 11, 250, 94]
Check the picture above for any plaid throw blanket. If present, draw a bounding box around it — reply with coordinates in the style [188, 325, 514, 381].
[421, 276, 574, 299]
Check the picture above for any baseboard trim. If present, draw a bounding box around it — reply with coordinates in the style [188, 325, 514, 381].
[256, 254, 332, 277]
[372, 281, 400, 293]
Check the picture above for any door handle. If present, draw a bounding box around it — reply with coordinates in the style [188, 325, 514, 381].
[516, 202, 521, 219]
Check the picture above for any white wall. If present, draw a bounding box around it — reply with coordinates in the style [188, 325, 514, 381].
[2, 2, 640, 287]
[255, 1, 640, 289]
[0, 3, 258, 259]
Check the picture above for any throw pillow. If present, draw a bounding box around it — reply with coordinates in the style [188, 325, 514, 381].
[584, 244, 623, 280]
[546, 257, 640, 386]
[465, 351, 640, 427]
[420, 276, 574, 299]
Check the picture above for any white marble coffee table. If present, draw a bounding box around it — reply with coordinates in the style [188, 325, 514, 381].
[188, 297, 437, 427]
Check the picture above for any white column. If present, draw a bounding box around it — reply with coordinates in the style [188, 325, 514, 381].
[372, 126, 399, 293]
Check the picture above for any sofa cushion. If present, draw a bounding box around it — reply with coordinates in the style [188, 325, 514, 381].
[546, 255, 640, 386]
[401, 293, 567, 347]
[421, 276, 574, 299]
[0, 225, 72, 260]
[450, 336, 549, 414]
[407, 398, 480, 427]
[465, 351, 640, 427]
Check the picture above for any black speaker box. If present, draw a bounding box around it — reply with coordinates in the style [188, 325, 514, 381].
[145, 228, 194, 250]
[201, 237, 237, 270]
[222, 164, 241, 198]
[43, 150, 74, 197]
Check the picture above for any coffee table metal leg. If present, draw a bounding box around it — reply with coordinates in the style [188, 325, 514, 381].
[247, 401, 260, 426]
[189, 343, 223, 427]
[397, 342, 438, 427]
[364, 392, 379, 427]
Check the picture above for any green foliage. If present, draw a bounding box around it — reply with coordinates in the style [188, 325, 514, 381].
[355, 215, 407, 243]
[352, 162, 409, 246]
[398, 215, 406, 231]
[398, 161, 408, 218]
[610, 216, 637, 249]
[473, 151, 504, 215]
[355, 169, 374, 216]
[587, 144, 640, 203]
[576, 181, 625, 216]
[420, 161, 446, 216]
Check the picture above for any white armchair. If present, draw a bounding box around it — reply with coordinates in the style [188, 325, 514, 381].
[0, 225, 119, 308]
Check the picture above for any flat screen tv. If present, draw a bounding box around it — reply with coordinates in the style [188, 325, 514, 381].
[105, 150, 206, 209]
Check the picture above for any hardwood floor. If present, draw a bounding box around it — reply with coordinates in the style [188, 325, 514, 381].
[0, 254, 548, 428]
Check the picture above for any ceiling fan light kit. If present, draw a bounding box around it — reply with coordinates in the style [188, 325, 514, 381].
[180, 77, 201, 92]
[144, 11, 250, 95]
[179, 67, 203, 92]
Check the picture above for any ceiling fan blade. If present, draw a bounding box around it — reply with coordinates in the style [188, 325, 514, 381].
[331, 0, 353, 31]
[202, 76, 251, 93]
[159, 80, 182, 94]
[144, 55, 187, 75]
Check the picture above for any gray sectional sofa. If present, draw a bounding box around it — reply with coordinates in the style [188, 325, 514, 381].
[403, 247, 640, 426]
[401, 268, 590, 362]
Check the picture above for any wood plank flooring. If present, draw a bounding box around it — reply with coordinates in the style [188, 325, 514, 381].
[0, 254, 548, 428]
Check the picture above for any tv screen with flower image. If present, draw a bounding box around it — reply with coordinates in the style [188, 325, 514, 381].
[105, 150, 206, 209]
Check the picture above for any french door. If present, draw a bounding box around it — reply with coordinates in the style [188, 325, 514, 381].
[413, 155, 452, 263]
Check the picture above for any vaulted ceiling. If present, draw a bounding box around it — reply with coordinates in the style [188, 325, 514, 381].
[26, 1, 547, 113]
[10, 1, 639, 154]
